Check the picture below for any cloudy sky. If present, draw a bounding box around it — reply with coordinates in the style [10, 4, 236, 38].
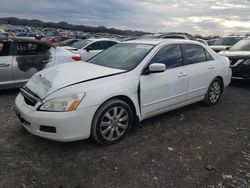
[0, 0, 250, 35]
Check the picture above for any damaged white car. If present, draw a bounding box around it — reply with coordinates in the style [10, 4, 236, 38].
[15, 39, 232, 144]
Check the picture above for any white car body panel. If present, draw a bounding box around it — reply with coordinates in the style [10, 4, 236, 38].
[26, 62, 125, 99]
[15, 39, 232, 142]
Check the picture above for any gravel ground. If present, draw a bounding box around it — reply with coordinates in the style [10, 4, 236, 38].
[0, 80, 249, 188]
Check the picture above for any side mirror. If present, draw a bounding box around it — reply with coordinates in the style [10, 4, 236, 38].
[225, 46, 231, 50]
[149, 63, 166, 73]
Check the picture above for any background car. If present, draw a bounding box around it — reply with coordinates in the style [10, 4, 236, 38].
[15, 39, 231, 144]
[0, 38, 81, 90]
[207, 38, 219, 46]
[55, 39, 82, 47]
[46, 36, 74, 45]
[139, 32, 197, 40]
[210, 36, 243, 52]
[63, 38, 119, 61]
[219, 37, 250, 80]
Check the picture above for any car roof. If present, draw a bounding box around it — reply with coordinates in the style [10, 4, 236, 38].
[0, 38, 53, 47]
[87, 38, 119, 42]
[123, 39, 202, 45]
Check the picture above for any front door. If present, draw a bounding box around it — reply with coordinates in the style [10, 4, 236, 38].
[140, 44, 188, 118]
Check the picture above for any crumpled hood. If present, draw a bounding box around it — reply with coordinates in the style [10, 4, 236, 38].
[26, 62, 125, 99]
[219, 50, 250, 59]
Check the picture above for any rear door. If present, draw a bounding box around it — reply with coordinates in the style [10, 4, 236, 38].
[140, 44, 188, 118]
[12, 41, 53, 87]
[181, 44, 216, 100]
[0, 41, 14, 89]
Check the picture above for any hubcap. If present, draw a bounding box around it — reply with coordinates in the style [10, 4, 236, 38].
[100, 106, 129, 141]
[209, 81, 221, 103]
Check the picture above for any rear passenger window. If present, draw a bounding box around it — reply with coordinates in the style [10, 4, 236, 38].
[17, 42, 49, 56]
[205, 50, 214, 61]
[87, 41, 103, 50]
[181, 44, 207, 64]
[0, 41, 10, 56]
[150, 44, 183, 69]
[103, 41, 117, 49]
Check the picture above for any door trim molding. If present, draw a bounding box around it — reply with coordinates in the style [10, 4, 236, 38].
[142, 86, 206, 107]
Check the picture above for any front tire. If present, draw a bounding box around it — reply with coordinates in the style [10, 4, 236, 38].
[204, 78, 223, 106]
[91, 99, 134, 145]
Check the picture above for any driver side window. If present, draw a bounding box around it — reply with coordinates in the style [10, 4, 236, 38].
[150, 44, 183, 69]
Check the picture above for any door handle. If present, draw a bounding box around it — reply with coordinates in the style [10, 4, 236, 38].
[0, 63, 10, 67]
[208, 65, 215, 69]
[178, 72, 187, 77]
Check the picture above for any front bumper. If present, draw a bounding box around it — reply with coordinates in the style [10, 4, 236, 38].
[15, 93, 98, 142]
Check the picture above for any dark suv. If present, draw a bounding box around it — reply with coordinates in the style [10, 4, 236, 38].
[219, 37, 250, 80]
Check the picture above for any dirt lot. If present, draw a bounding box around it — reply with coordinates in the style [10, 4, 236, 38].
[0, 81, 249, 188]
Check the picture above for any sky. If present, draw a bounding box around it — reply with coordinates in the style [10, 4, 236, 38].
[0, 0, 250, 35]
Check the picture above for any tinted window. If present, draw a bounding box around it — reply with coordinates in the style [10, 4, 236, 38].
[17, 42, 49, 56]
[213, 37, 242, 46]
[150, 44, 183, 68]
[0, 41, 10, 56]
[181, 44, 206, 64]
[72, 39, 92, 49]
[230, 39, 250, 51]
[89, 43, 154, 71]
[87, 41, 104, 50]
[205, 50, 214, 61]
[103, 41, 117, 49]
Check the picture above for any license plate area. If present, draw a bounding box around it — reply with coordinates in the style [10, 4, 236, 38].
[14, 107, 31, 127]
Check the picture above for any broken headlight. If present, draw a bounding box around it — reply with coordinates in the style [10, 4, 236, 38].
[39, 93, 85, 112]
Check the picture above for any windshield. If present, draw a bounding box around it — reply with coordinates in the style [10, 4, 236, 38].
[230, 39, 250, 51]
[89, 43, 154, 71]
[72, 39, 92, 49]
[214, 37, 242, 46]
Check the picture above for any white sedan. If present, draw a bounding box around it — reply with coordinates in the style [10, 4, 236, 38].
[15, 39, 232, 145]
[63, 38, 118, 61]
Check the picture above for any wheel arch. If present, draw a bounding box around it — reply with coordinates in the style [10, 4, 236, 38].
[98, 95, 140, 126]
[215, 76, 224, 91]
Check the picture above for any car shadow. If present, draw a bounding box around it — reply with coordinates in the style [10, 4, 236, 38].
[230, 79, 250, 89]
[0, 88, 19, 96]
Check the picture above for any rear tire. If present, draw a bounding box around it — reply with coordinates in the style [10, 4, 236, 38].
[91, 99, 133, 145]
[203, 78, 223, 106]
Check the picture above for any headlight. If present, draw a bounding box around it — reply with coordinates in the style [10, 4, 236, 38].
[243, 59, 250, 65]
[39, 93, 85, 112]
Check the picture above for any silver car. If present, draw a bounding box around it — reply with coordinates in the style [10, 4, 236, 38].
[0, 38, 81, 90]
